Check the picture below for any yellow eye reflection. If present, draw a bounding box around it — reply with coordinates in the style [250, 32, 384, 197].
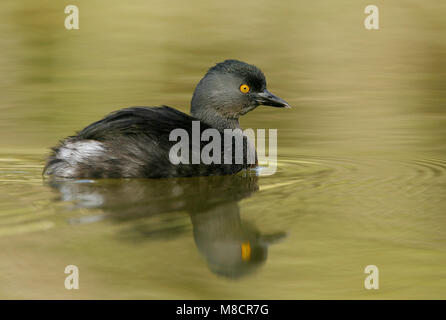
[239, 84, 250, 94]
[241, 242, 251, 261]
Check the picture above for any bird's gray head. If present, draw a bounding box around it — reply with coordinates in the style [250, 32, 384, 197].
[191, 59, 290, 130]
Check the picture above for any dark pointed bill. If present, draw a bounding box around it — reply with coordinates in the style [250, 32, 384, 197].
[256, 89, 291, 108]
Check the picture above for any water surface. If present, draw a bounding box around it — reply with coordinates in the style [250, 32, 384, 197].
[0, 0, 446, 299]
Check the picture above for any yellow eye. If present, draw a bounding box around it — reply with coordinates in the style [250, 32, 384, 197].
[240, 84, 250, 94]
[241, 242, 251, 261]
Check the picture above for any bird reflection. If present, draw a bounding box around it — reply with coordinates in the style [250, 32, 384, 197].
[48, 172, 285, 279]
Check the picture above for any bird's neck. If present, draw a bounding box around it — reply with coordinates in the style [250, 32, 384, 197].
[191, 108, 240, 131]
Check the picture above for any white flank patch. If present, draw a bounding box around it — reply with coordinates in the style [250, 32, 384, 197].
[57, 140, 105, 165]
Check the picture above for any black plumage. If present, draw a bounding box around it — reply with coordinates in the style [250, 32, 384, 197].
[43, 59, 290, 179]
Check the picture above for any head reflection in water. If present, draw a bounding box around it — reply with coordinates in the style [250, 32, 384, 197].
[48, 172, 286, 279]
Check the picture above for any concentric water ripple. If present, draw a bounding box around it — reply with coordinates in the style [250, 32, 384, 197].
[0, 151, 446, 298]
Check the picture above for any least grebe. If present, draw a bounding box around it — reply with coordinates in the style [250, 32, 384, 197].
[43, 59, 290, 178]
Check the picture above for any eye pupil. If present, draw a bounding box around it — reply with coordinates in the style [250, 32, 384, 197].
[240, 84, 250, 93]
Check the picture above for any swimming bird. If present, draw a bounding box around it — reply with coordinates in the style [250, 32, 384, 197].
[43, 59, 290, 178]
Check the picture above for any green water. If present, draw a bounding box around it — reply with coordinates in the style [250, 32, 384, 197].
[1, 0, 446, 299]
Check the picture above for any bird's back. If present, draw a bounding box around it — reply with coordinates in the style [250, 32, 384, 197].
[44, 106, 254, 178]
